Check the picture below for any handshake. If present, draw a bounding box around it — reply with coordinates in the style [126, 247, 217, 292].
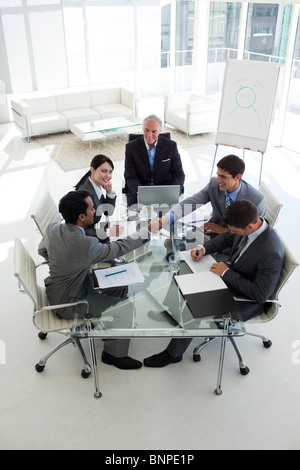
[147, 215, 169, 234]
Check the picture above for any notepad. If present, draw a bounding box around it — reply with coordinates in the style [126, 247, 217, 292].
[93, 262, 144, 289]
[174, 258, 238, 319]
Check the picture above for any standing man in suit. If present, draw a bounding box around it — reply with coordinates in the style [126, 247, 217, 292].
[38, 190, 151, 370]
[124, 114, 185, 207]
[144, 200, 284, 367]
[153, 154, 265, 238]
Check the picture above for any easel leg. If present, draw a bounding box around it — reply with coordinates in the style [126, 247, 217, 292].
[210, 145, 219, 179]
[259, 152, 264, 185]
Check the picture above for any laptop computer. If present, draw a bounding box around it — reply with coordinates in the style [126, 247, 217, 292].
[137, 185, 180, 208]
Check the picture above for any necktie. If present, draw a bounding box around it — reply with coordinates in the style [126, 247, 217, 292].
[231, 236, 248, 264]
[225, 193, 232, 207]
[147, 148, 155, 169]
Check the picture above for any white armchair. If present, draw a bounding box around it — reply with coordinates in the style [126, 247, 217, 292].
[164, 92, 220, 136]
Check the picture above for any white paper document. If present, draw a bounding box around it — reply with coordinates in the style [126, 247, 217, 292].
[176, 251, 227, 295]
[174, 271, 227, 296]
[93, 262, 144, 289]
[177, 208, 210, 227]
[180, 251, 216, 274]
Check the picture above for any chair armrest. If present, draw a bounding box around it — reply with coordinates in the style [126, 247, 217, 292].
[120, 88, 138, 116]
[164, 92, 191, 111]
[187, 99, 219, 114]
[11, 99, 30, 117]
[35, 299, 89, 317]
[233, 297, 281, 307]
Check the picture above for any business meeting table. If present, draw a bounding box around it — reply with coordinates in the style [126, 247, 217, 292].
[72, 213, 246, 399]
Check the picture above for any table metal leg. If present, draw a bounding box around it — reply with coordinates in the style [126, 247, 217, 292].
[85, 315, 102, 399]
[214, 315, 230, 395]
[88, 337, 102, 399]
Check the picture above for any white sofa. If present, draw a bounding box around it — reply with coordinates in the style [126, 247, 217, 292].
[164, 92, 220, 136]
[11, 87, 137, 141]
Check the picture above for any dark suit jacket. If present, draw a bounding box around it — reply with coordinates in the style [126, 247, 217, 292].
[77, 178, 116, 239]
[204, 221, 284, 321]
[124, 135, 185, 198]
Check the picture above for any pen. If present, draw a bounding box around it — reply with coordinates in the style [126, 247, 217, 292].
[105, 269, 126, 277]
[195, 239, 199, 256]
[189, 218, 206, 224]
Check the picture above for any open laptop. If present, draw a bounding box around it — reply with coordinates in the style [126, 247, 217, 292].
[137, 185, 180, 208]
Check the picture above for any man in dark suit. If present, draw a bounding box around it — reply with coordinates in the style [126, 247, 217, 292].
[124, 114, 185, 206]
[144, 200, 284, 367]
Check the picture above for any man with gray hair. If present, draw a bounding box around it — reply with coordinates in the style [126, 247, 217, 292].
[124, 114, 185, 206]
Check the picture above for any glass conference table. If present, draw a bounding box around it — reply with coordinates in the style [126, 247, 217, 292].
[72, 224, 245, 399]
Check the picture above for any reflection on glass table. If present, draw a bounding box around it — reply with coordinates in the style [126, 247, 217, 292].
[73, 226, 245, 398]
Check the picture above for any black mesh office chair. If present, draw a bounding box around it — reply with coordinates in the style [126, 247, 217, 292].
[127, 132, 171, 142]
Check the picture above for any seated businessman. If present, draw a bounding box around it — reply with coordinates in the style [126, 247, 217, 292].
[124, 114, 185, 207]
[151, 154, 265, 239]
[144, 199, 284, 368]
[38, 190, 151, 370]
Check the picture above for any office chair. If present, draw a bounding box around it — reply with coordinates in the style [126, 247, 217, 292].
[13, 238, 92, 378]
[31, 191, 61, 236]
[127, 131, 171, 142]
[259, 182, 283, 226]
[193, 229, 298, 376]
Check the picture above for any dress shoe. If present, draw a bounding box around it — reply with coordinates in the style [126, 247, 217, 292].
[101, 351, 142, 369]
[143, 349, 182, 368]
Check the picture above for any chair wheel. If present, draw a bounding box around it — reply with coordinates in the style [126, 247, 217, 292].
[240, 366, 250, 375]
[35, 363, 45, 373]
[38, 332, 47, 340]
[263, 340, 272, 348]
[193, 354, 201, 362]
[81, 369, 91, 379]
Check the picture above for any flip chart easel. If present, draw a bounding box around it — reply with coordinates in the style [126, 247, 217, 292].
[211, 59, 280, 184]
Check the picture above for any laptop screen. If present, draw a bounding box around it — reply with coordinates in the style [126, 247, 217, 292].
[137, 185, 180, 208]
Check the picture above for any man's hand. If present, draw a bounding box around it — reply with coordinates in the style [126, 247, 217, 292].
[190, 247, 204, 261]
[210, 261, 229, 276]
[147, 216, 168, 233]
[203, 222, 227, 235]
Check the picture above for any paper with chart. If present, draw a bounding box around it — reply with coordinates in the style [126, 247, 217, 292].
[93, 262, 144, 289]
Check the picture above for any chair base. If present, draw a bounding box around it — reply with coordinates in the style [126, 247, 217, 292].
[193, 328, 273, 377]
[35, 332, 91, 378]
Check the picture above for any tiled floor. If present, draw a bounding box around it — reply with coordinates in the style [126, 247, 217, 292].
[0, 121, 299, 450]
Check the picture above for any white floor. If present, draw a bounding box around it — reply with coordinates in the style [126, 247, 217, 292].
[1, 121, 300, 451]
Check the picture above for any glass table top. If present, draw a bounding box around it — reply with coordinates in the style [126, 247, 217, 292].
[72, 235, 245, 340]
[72, 116, 141, 135]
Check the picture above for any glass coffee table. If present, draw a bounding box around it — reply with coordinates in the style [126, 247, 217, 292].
[72, 232, 246, 399]
[70, 116, 141, 147]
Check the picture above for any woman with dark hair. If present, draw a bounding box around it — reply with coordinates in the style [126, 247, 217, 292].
[74, 154, 117, 239]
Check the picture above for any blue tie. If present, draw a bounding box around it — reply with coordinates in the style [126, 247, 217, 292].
[147, 148, 155, 169]
[225, 193, 232, 207]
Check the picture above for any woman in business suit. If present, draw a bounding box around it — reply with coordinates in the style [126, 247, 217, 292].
[74, 154, 117, 240]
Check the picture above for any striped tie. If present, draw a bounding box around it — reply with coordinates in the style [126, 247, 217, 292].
[225, 193, 232, 207]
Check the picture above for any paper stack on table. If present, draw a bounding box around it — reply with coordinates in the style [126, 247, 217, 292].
[93, 262, 144, 289]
